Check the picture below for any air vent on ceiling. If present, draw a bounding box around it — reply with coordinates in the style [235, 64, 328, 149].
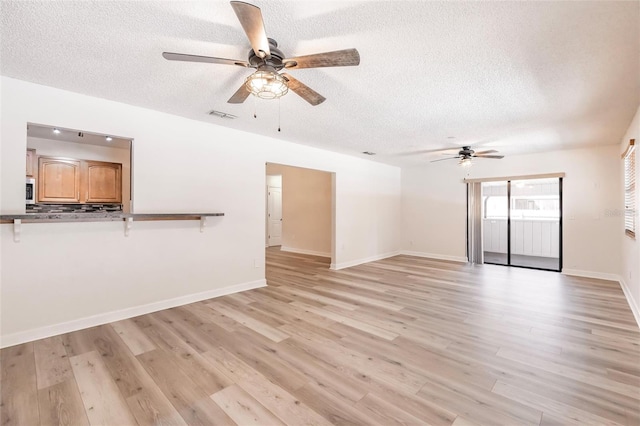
[362, 151, 376, 156]
[209, 110, 237, 119]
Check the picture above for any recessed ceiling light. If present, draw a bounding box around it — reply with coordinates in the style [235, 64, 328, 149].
[105, 136, 113, 142]
[447, 136, 456, 139]
[53, 128, 61, 134]
[362, 151, 376, 156]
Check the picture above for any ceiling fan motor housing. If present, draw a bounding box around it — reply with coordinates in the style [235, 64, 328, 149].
[459, 146, 475, 157]
[249, 38, 285, 70]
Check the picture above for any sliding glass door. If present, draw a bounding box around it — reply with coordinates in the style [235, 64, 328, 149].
[480, 177, 562, 272]
[482, 181, 508, 266]
[510, 178, 561, 270]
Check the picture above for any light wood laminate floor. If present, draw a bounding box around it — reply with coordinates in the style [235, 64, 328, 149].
[2, 248, 639, 425]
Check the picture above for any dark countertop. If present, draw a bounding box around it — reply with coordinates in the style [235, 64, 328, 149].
[0, 212, 224, 223]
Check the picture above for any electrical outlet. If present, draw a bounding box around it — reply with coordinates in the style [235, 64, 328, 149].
[254, 259, 261, 268]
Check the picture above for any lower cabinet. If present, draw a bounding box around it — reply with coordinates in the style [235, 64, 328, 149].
[38, 156, 122, 204]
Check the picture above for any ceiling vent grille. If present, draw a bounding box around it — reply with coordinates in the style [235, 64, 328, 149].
[208, 110, 237, 119]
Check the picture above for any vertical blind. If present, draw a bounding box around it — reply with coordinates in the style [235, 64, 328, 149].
[467, 182, 484, 264]
[624, 139, 636, 238]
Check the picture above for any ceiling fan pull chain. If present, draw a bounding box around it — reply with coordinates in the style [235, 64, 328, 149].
[253, 96, 257, 118]
[278, 98, 281, 132]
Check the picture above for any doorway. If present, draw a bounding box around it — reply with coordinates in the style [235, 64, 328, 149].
[472, 177, 563, 272]
[265, 163, 335, 267]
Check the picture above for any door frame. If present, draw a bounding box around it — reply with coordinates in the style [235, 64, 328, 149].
[266, 182, 283, 247]
[472, 177, 563, 272]
[264, 163, 336, 268]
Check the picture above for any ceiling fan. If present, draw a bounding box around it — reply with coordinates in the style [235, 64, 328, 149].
[431, 146, 504, 167]
[162, 1, 360, 106]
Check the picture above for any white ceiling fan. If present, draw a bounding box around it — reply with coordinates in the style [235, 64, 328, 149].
[430, 146, 505, 167]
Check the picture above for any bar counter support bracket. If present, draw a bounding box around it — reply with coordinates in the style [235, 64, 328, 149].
[200, 217, 206, 233]
[125, 217, 133, 237]
[13, 219, 21, 243]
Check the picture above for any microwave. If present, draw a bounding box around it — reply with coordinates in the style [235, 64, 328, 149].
[26, 178, 35, 204]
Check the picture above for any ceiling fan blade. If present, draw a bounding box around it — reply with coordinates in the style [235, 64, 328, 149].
[227, 82, 251, 104]
[474, 154, 504, 159]
[230, 1, 271, 59]
[162, 52, 249, 67]
[396, 148, 458, 156]
[473, 149, 498, 155]
[282, 73, 326, 106]
[283, 48, 360, 69]
[430, 157, 459, 163]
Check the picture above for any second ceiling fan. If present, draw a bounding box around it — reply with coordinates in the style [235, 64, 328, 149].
[431, 146, 504, 166]
[163, 1, 360, 106]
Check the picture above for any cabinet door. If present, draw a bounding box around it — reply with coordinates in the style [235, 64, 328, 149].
[83, 160, 122, 203]
[26, 149, 36, 177]
[38, 157, 81, 203]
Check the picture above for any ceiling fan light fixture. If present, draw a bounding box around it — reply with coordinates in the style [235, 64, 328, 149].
[459, 157, 473, 167]
[245, 70, 288, 100]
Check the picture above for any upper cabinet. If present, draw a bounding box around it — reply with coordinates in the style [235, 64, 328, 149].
[26, 148, 36, 177]
[84, 160, 122, 203]
[38, 157, 82, 203]
[37, 156, 122, 204]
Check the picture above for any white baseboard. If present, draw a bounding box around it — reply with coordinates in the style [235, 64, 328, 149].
[0, 279, 266, 349]
[280, 246, 331, 258]
[561, 269, 621, 282]
[400, 250, 468, 263]
[618, 277, 640, 329]
[562, 270, 639, 330]
[330, 251, 401, 270]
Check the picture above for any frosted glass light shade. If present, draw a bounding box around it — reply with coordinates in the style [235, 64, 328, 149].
[245, 71, 288, 99]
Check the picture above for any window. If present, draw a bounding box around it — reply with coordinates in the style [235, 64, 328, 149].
[484, 196, 560, 220]
[623, 139, 636, 238]
[484, 195, 508, 219]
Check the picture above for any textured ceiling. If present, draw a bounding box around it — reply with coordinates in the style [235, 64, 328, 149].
[2, 1, 639, 167]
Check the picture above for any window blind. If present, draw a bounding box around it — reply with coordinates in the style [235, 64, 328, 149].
[623, 139, 636, 238]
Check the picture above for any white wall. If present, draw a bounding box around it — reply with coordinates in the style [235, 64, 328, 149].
[266, 163, 332, 257]
[620, 105, 640, 325]
[0, 77, 401, 345]
[27, 136, 131, 212]
[402, 145, 622, 274]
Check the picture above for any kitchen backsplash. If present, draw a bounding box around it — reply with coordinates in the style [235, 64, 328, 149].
[26, 203, 123, 213]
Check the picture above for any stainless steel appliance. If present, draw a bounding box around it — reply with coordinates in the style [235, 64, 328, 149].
[26, 177, 35, 204]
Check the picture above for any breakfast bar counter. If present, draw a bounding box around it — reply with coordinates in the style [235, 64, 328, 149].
[0, 212, 224, 241]
[0, 212, 224, 223]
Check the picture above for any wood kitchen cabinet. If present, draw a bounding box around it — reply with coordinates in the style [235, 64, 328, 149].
[26, 148, 36, 177]
[38, 157, 82, 202]
[83, 160, 122, 203]
[37, 156, 122, 204]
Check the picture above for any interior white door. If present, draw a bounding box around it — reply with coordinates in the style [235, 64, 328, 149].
[268, 186, 282, 246]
